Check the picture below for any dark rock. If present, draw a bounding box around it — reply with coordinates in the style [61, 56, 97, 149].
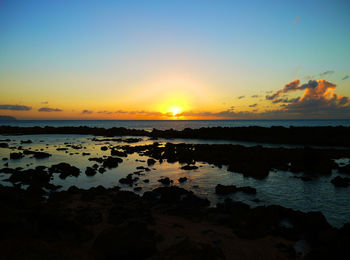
[56, 147, 68, 151]
[93, 224, 156, 259]
[103, 156, 123, 168]
[82, 152, 90, 156]
[147, 158, 156, 166]
[0, 143, 9, 148]
[23, 150, 51, 159]
[10, 152, 24, 159]
[111, 149, 127, 157]
[136, 166, 151, 171]
[20, 140, 32, 144]
[159, 239, 225, 260]
[119, 174, 139, 186]
[178, 177, 188, 183]
[85, 167, 97, 176]
[98, 167, 106, 173]
[76, 207, 102, 225]
[49, 163, 80, 179]
[158, 177, 172, 185]
[181, 165, 198, 170]
[88, 157, 104, 163]
[100, 146, 108, 151]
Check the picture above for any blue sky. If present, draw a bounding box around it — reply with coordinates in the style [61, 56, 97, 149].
[0, 0, 349, 119]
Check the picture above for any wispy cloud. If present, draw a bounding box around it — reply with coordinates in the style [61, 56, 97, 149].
[97, 110, 113, 114]
[81, 109, 93, 114]
[0, 104, 32, 111]
[249, 104, 257, 107]
[38, 107, 63, 112]
[251, 95, 260, 98]
[343, 75, 349, 80]
[319, 70, 334, 77]
[237, 96, 245, 99]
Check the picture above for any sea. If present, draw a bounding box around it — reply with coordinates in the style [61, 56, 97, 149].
[1, 119, 350, 228]
[1, 119, 350, 130]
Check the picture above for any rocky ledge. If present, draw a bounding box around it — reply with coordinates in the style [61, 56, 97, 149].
[0, 184, 349, 259]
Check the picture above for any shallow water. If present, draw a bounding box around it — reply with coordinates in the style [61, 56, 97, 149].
[1, 134, 350, 228]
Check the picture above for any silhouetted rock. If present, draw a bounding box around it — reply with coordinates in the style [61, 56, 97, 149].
[119, 174, 139, 186]
[103, 156, 123, 168]
[20, 140, 32, 144]
[181, 165, 198, 170]
[100, 146, 108, 151]
[0, 143, 9, 148]
[147, 158, 156, 166]
[10, 152, 24, 159]
[111, 149, 127, 157]
[85, 167, 97, 176]
[23, 150, 51, 159]
[158, 177, 172, 185]
[49, 163, 80, 179]
[178, 177, 188, 183]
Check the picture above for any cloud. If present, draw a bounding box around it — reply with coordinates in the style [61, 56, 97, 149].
[292, 16, 300, 24]
[0, 104, 32, 111]
[265, 79, 350, 118]
[272, 97, 300, 104]
[251, 95, 260, 98]
[81, 109, 93, 114]
[238, 96, 245, 99]
[319, 70, 334, 77]
[97, 110, 113, 114]
[38, 107, 63, 112]
[41, 101, 48, 104]
[266, 79, 322, 100]
[343, 75, 349, 80]
[115, 110, 128, 114]
[249, 104, 257, 108]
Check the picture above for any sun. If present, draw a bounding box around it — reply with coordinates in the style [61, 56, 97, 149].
[169, 106, 182, 118]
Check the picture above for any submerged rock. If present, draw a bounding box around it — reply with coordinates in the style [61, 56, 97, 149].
[331, 176, 350, 187]
[215, 184, 257, 195]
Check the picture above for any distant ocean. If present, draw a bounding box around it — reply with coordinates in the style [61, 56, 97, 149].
[1, 119, 350, 130]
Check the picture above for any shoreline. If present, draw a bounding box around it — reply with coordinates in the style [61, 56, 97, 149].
[1, 132, 350, 258]
[2, 125, 350, 147]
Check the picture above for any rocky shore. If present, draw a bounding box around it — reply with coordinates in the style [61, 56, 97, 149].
[1, 129, 350, 259]
[1, 183, 349, 259]
[2, 125, 350, 146]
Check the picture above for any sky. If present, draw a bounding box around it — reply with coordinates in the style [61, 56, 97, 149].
[0, 0, 350, 120]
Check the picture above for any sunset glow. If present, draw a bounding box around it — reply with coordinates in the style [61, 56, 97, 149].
[0, 0, 349, 120]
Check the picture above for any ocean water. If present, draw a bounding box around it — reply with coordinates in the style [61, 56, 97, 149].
[1, 134, 350, 228]
[1, 119, 350, 130]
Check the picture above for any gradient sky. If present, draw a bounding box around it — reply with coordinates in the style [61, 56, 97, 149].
[0, 0, 350, 119]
